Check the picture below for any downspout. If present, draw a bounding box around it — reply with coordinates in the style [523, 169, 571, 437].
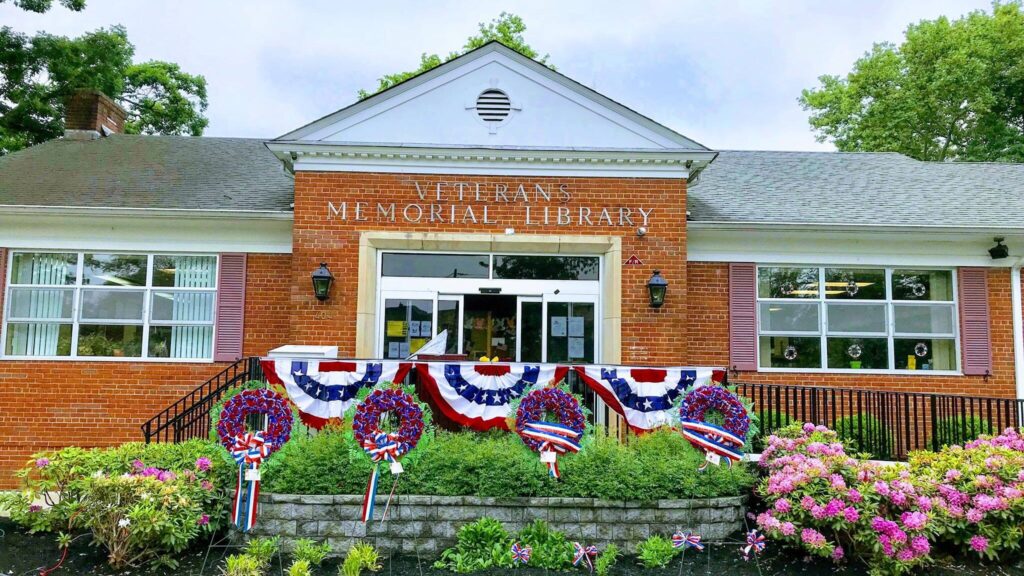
[1012, 258, 1024, 399]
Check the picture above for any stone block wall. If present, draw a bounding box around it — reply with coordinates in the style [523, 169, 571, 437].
[255, 494, 747, 555]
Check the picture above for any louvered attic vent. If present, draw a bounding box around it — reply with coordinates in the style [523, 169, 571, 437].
[476, 89, 511, 122]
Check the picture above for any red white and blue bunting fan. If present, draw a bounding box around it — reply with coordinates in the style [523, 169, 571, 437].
[678, 385, 749, 469]
[216, 389, 293, 532]
[262, 359, 412, 429]
[672, 531, 704, 551]
[352, 388, 424, 523]
[417, 362, 568, 430]
[510, 542, 532, 565]
[573, 365, 723, 432]
[741, 529, 766, 561]
[572, 542, 598, 572]
[515, 387, 585, 478]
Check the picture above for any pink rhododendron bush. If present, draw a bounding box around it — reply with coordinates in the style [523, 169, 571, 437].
[756, 422, 1024, 575]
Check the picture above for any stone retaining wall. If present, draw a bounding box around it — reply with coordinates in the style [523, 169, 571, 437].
[255, 494, 747, 554]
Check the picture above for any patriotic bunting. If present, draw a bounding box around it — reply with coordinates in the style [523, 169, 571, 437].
[262, 359, 411, 429]
[573, 365, 723, 432]
[416, 362, 568, 430]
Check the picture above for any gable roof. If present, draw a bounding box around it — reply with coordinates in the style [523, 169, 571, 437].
[0, 135, 293, 213]
[275, 41, 709, 151]
[688, 150, 1024, 228]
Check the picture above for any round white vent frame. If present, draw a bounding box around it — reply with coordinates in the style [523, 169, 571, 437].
[466, 84, 521, 133]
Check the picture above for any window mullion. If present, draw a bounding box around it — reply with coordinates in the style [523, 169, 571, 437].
[886, 268, 895, 370]
[819, 267, 827, 369]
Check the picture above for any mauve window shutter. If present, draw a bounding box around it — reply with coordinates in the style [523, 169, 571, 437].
[958, 267, 992, 376]
[729, 263, 758, 371]
[214, 253, 247, 362]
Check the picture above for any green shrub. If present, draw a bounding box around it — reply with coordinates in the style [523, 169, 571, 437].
[340, 542, 381, 576]
[751, 410, 794, 450]
[595, 542, 619, 576]
[637, 535, 677, 568]
[287, 559, 312, 576]
[292, 538, 331, 566]
[262, 426, 754, 501]
[434, 517, 513, 572]
[517, 519, 574, 570]
[222, 554, 262, 576]
[932, 414, 995, 446]
[243, 536, 280, 571]
[834, 413, 893, 459]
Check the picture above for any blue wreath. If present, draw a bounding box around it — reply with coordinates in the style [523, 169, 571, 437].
[216, 388, 293, 453]
[352, 388, 424, 457]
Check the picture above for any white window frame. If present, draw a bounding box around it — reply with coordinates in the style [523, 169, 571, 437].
[1, 251, 219, 363]
[756, 265, 961, 375]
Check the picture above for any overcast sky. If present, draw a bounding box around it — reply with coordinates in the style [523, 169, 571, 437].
[2, 0, 993, 150]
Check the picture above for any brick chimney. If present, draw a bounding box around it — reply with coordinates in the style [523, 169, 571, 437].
[63, 89, 128, 140]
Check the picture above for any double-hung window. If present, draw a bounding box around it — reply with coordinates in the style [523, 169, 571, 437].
[3, 252, 218, 360]
[757, 266, 958, 372]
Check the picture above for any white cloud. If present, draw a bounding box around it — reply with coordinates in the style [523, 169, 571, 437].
[0, 0, 992, 148]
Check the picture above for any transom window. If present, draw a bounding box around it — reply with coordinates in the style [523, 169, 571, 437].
[3, 252, 217, 360]
[757, 267, 958, 372]
[381, 253, 600, 281]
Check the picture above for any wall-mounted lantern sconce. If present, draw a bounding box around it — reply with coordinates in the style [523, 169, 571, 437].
[311, 262, 334, 301]
[989, 237, 1009, 260]
[647, 269, 668, 308]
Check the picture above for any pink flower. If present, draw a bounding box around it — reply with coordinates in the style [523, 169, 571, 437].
[848, 488, 863, 503]
[811, 505, 826, 520]
[896, 549, 915, 562]
[916, 496, 932, 512]
[201, 480, 213, 491]
[780, 522, 795, 536]
[910, 536, 930, 555]
[843, 506, 860, 523]
[195, 457, 212, 472]
[28, 504, 42, 513]
[970, 535, 989, 553]
[890, 491, 907, 507]
[156, 470, 176, 482]
[803, 423, 816, 434]
[801, 528, 826, 547]
[966, 508, 984, 523]
[832, 546, 844, 561]
[830, 474, 846, 490]
[824, 499, 844, 517]
[874, 481, 891, 497]
[901, 511, 928, 531]
[35, 458, 50, 468]
[774, 498, 791, 514]
[132, 459, 145, 470]
[197, 514, 210, 526]
[801, 496, 816, 510]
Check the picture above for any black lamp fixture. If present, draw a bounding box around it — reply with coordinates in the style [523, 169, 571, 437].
[989, 237, 1009, 260]
[311, 262, 334, 301]
[647, 269, 668, 308]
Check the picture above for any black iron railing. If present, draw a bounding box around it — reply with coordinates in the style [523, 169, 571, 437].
[735, 381, 1024, 459]
[141, 357, 265, 443]
[142, 358, 1024, 460]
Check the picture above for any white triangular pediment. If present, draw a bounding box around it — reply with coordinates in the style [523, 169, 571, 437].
[278, 43, 705, 152]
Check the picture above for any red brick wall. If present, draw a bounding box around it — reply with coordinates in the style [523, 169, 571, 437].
[686, 262, 1018, 398]
[0, 254, 292, 487]
[289, 173, 689, 365]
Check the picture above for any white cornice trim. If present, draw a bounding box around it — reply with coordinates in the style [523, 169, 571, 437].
[688, 220, 1024, 236]
[0, 205, 294, 220]
[268, 142, 713, 178]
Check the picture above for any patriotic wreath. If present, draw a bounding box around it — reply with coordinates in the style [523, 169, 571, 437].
[216, 388, 293, 452]
[515, 388, 585, 478]
[679, 385, 749, 467]
[215, 388, 293, 532]
[352, 388, 425, 522]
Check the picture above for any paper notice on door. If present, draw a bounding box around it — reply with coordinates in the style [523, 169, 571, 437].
[569, 317, 585, 337]
[551, 316, 567, 337]
[388, 342, 400, 358]
[398, 342, 410, 358]
[386, 321, 407, 337]
[410, 338, 429, 353]
[568, 337, 585, 359]
[420, 321, 432, 336]
[409, 321, 421, 337]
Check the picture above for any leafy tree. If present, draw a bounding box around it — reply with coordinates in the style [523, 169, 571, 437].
[358, 12, 550, 99]
[800, 1, 1024, 162]
[0, 0, 84, 12]
[0, 25, 207, 154]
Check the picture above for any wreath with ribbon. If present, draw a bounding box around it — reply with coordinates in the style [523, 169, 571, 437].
[216, 388, 293, 532]
[515, 388, 585, 478]
[678, 385, 749, 468]
[352, 388, 424, 523]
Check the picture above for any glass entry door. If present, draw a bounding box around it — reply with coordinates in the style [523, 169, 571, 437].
[543, 298, 596, 363]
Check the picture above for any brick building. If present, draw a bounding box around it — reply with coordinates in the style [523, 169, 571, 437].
[1, 42, 1023, 485]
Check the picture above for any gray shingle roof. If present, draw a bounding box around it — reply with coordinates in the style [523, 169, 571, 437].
[0, 135, 293, 212]
[689, 150, 1024, 228]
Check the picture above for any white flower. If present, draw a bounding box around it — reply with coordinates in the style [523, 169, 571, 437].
[92, 470, 104, 478]
[118, 518, 131, 528]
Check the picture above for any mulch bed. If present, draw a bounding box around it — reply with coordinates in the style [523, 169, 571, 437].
[2, 517, 1020, 575]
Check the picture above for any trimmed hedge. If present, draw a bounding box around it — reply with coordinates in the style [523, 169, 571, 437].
[260, 425, 754, 501]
